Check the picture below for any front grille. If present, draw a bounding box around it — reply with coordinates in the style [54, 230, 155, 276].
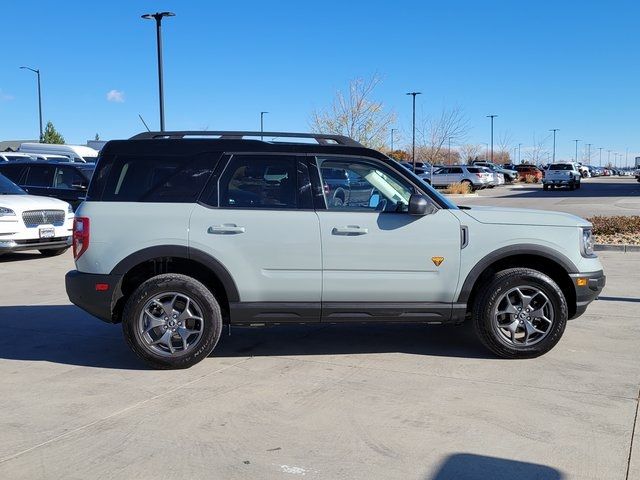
[22, 210, 66, 227]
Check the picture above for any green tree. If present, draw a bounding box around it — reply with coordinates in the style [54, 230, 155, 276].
[41, 121, 65, 144]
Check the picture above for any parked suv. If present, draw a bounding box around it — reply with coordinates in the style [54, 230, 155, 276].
[65, 131, 605, 369]
[0, 161, 94, 210]
[428, 165, 490, 190]
[471, 161, 517, 183]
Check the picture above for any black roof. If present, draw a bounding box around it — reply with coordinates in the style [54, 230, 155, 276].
[101, 131, 388, 161]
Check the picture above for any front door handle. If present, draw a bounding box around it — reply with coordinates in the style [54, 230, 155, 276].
[332, 225, 368, 236]
[208, 224, 245, 235]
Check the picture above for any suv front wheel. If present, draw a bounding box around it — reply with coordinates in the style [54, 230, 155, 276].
[472, 268, 568, 359]
[122, 274, 223, 369]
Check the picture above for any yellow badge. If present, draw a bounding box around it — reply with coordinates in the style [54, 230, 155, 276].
[432, 256, 444, 267]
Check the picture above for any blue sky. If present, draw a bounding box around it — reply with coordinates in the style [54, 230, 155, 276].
[1, 0, 638, 165]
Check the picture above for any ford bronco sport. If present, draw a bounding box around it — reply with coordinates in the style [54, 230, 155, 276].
[65, 131, 605, 369]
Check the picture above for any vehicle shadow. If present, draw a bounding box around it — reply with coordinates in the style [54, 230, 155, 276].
[0, 305, 493, 369]
[496, 180, 640, 199]
[0, 252, 47, 263]
[428, 453, 564, 479]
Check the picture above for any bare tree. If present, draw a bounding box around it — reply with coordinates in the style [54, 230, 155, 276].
[525, 133, 550, 165]
[415, 107, 470, 164]
[310, 76, 396, 150]
[496, 130, 513, 153]
[459, 144, 483, 164]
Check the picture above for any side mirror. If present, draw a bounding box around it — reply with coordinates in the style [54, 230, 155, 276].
[408, 194, 432, 216]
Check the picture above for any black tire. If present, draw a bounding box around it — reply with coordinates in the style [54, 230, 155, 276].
[543, 184, 548, 191]
[472, 268, 568, 359]
[576, 180, 581, 189]
[122, 274, 222, 369]
[569, 181, 575, 191]
[39, 247, 69, 257]
[461, 179, 473, 192]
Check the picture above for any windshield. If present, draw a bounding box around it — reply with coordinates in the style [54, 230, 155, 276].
[549, 164, 573, 170]
[0, 173, 26, 195]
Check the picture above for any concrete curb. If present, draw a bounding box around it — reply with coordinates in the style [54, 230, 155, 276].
[594, 243, 640, 253]
[443, 193, 479, 198]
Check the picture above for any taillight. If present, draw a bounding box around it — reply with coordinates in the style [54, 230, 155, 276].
[73, 217, 90, 260]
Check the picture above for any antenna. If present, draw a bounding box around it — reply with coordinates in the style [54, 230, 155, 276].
[138, 114, 151, 132]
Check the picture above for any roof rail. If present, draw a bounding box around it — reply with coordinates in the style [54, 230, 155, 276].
[128, 131, 364, 147]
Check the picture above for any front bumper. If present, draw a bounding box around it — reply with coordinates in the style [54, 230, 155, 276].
[569, 270, 606, 319]
[0, 236, 71, 252]
[65, 270, 124, 323]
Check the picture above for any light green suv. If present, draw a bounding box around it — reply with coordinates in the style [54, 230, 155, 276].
[65, 131, 606, 369]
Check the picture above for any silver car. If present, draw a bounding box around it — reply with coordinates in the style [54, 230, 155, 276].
[427, 165, 491, 190]
[480, 166, 505, 187]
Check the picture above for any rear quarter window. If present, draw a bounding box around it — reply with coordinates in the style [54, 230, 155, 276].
[0, 164, 27, 183]
[88, 153, 220, 202]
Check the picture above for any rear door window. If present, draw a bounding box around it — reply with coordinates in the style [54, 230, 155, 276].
[96, 154, 218, 202]
[25, 165, 55, 187]
[217, 155, 312, 209]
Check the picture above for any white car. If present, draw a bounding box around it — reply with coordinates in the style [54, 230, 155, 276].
[0, 174, 74, 256]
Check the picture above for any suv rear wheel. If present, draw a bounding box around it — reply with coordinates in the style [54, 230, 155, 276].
[472, 268, 568, 358]
[122, 274, 222, 369]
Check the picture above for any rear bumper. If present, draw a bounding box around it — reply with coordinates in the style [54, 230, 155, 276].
[0, 236, 71, 252]
[543, 179, 575, 185]
[65, 270, 123, 323]
[570, 270, 606, 319]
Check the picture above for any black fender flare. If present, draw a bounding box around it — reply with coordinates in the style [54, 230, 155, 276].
[456, 244, 578, 303]
[111, 245, 240, 302]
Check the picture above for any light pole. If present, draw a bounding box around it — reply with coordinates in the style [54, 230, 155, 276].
[549, 129, 559, 163]
[572, 139, 580, 162]
[625, 148, 629, 168]
[19, 66, 43, 141]
[518, 143, 522, 164]
[586, 143, 592, 164]
[607, 149, 611, 167]
[260, 111, 268, 140]
[487, 115, 497, 162]
[598, 147, 603, 167]
[141, 11, 175, 132]
[406, 92, 421, 170]
[390, 128, 397, 153]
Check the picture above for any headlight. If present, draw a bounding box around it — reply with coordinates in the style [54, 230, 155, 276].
[581, 228, 595, 257]
[0, 207, 16, 217]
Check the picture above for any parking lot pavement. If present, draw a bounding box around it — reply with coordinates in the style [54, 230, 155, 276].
[0, 250, 639, 480]
[452, 177, 640, 218]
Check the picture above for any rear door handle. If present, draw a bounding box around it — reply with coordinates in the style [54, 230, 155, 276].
[208, 224, 245, 235]
[332, 225, 368, 236]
